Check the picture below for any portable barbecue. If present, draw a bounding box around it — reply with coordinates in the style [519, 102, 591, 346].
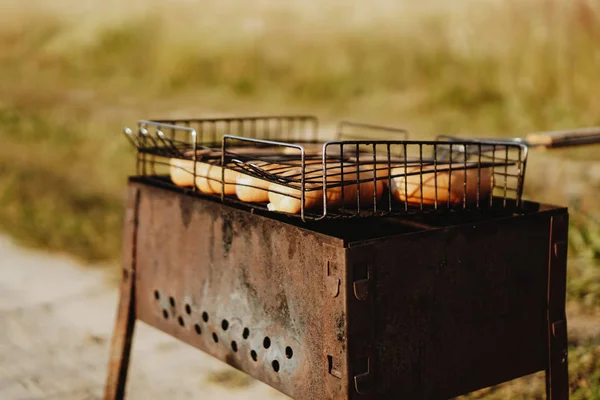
[104, 115, 600, 399]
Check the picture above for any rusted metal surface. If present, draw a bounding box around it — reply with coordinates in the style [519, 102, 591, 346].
[104, 188, 141, 400]
[321, 243, 349, 399]
[345, 209, 568, 399]
[133, 181, 347, 399]
[105, 179, 570, 399]
[546, 214, 570, 400]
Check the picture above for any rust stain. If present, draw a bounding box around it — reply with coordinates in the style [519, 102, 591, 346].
[336, 314, 345, 342]
[222, 217, 233, 257]
[178, 196, 193, 229]
[209, 217, 216, 265]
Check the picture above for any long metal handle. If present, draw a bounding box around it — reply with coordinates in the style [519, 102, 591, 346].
[526, 127, 600, 148]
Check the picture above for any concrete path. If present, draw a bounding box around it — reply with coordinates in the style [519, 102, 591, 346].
[0, 235, 288, 400]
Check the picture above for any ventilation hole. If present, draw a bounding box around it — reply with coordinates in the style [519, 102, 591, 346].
[231, 341, 238, 352]
[263, 337, 271, 349]
[212, 333, 219, 343]
[178, 316, 185, 327]
[250, 350, 257, 362]
[272, 360, 280, 373]
[169, 297, 176, 307]
[194, 324, 202, 335]
[221, 320, 229, 331]
[242, 328, 250, 340]
[162, 309, 169, 319]
[154, 290, 160, 300]
[285, 346, 293, 359]
[202, 312, 209, 322]
[185, 304, 191, 315]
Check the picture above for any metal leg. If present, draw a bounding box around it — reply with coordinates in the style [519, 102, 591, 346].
[545, 319, 569, 400]
[104, 270, 137, 400]
[104, 188, 141, 400]
[546, 214, 569, 400]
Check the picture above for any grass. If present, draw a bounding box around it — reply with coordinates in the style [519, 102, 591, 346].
[0, 107, 126, 261]
[2, 0, 600, 262]
[457, 340, 600, 400]
[0, 0, 599, 397]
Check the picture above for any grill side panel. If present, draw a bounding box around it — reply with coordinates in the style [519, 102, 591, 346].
[132, 182, 349, 399]
[346, 211, 560, 399]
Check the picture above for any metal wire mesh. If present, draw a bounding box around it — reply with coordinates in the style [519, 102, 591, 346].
[124, 115, 529, 221]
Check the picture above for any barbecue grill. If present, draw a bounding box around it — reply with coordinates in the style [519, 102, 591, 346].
[104, 115, 600, 399]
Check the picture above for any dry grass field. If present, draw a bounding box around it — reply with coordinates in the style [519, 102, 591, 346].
[0, 0, 598, 398]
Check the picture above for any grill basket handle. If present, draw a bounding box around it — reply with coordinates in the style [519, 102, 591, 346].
[526, 127, 600, 148]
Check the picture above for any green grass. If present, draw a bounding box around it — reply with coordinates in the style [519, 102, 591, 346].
[456, 341, 600, 400]
[0, 0, 599, 397]
[1, 0, 600, 263]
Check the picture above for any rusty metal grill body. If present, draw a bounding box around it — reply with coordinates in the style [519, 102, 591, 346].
[104, 178, 569, 399]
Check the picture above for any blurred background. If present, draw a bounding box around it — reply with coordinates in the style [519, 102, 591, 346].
[0, 0, 598, 398]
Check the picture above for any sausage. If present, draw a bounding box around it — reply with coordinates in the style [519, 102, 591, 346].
[235, 159, 324, 203]
[389, 164, 493, 206]
[267, 163, 385, 214]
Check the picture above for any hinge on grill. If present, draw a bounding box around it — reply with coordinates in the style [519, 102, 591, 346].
[327, 355, 343, 379]
[353, 264, 370, 301]
[325, 260, 340, 298]
[353, 356, 373, 394]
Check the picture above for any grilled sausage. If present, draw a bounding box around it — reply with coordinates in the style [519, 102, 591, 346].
[235, 160, 324, 203]
[267, 163, 385, 214]
[389, 164, 493, 206]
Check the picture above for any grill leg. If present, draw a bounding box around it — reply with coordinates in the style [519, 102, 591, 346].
[104, 269, 136, 400]
[104, 187, 140, 400]
[546, 214, 569, 400]
[545, 322, 569, 400]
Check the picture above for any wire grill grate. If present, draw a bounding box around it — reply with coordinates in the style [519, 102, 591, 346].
[124, 115, 529, 221]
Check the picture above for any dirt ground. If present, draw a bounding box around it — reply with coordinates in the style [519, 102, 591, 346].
[0, 234, 288, 400]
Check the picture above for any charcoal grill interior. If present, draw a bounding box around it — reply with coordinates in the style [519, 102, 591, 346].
[132, 175, 547, 245]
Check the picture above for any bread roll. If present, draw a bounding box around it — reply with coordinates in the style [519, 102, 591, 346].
[360, 163, 401, 179]
[169, 147, 271, 193]
[390, 164, 493, 206]
[169, 144, 352, 198]
[235, 163, 288, 203]
[235, 159, 324, 203]
[347, 154, 405, 181]
[194, 162, 240, 195]
[168, 153, 238, 194]
[170, 146, 322, 189]
[282, 143, 322, 155]
[267, 163, 385, 214]
[169, 158, 196, 187]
